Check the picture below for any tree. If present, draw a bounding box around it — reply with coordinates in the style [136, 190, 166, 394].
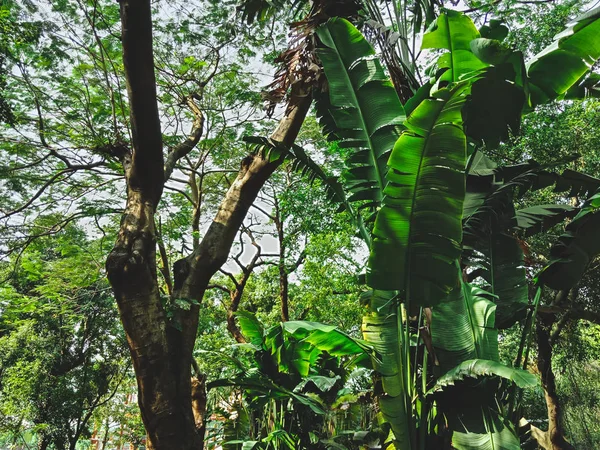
[3, 0, 600, 448]
[0, 0, 312, 446]
[0, 224, 128, 450]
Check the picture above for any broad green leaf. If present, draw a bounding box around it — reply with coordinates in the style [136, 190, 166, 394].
[316, 18, 405, 212]
[564, 71, 600, 99]
[463, 68, 525, 148]
[539, 189, 600, 290]
[479, 20, 509, 41]
[429, 359, 537, 394]
[294, 375, 340, 393]
[236, 310, 265, 348]
[422, 10, 486, 82]
[514, 204, 577, 237]
[431, 282, 498, 373]
[361, 290, 411, 447]
[448, 406, 521, 450]
[470, 38, 512, 65]
[368, 83, 468, 306]
[527, 5, 600, 107]
[481, 233, 529, 329]
[282, 320, 370, 358]
[209, 372, 326, 415]
[431, 283, 535, 449]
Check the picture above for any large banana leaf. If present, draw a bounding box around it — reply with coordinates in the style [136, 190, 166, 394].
[539, 189, 600, 290]
[422, 10, 487, 83]
[368, 83, 468, 306]
[430, 282, 536, 449]
[429, 359, 537, 393]
[514, 204, 578, 237]
[479, 233, 528, 329]
[431, 282, 498, 373]
[527, 5, 600, 107]
[462, 156, 599, 328]
[316, 18, 405, 211]
[361, 290, 411, 448]
[209, 370, 326, 415]
[237, 312, 371, 377]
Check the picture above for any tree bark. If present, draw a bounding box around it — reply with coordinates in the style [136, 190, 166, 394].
[106, 2, 312, 448]
[170, 86, 311, 436]
[534, 315, 576, 450]
[107, 1, 201, 448]
[273, 195, 290, 321]
[191, 373, 207, 444]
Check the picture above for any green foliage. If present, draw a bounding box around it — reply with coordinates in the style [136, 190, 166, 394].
[315, 18, 405, 213]
[539, 189, 600, 290]
[368, 83, 468, 304]
[313, 6, 600, 449]
[0, 225, 128, 448]
[527, 5, 600, 107]
[208, 312, 379, 449]
[422, 10, 487, 83]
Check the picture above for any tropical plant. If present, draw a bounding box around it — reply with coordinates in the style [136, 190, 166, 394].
[207, 312, 379, 449]
[297, 6, 600, 449]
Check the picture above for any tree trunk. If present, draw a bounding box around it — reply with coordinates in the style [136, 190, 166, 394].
[38, 435, 50, 450]
[191, 373, 207, 444]
[169, 88, 311, 444]
[106, 2, 312, 448]
[107, 1, 200, 448]
[274, 198, 289, 321]
[227, 289, 247, 343]
[100, 417, 110, 450]
[535, 315, 575, 450]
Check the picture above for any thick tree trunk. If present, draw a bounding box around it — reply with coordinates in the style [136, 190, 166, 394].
[107, 1, 200, 448]
[107, 2, 312, 448]
[535, 315, 575, 450]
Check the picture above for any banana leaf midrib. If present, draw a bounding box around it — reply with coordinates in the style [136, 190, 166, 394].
[320, 29, 386, 195]
[444, 13, 458, 82]
[462, 281, 482, 360]
[488, 219, 496, 301]
[401, 91, 458, 302]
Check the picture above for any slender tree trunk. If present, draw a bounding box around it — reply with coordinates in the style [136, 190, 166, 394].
[38, 435, 50, 450]
[277, 234, 289, 321]
[169, 88, 311, 439]
[227, 288, 247, 343]
[100, 417, 110, 450]
[191, 372, 207, 444]
[273, 196, 289, 321]
[535, 315, 575, 450]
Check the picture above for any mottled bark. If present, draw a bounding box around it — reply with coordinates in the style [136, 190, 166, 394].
[191, 371, 207, 444]
[534, 315, 576, 450]
[106, 1, 200, 448]
[106, 1, 312, 448]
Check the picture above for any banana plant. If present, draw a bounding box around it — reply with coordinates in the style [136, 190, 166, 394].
[430, 281, 537, 450]
[538, 189, 600, 290]
[210, 312, 379, 449]
[308, 7, 600, 449]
